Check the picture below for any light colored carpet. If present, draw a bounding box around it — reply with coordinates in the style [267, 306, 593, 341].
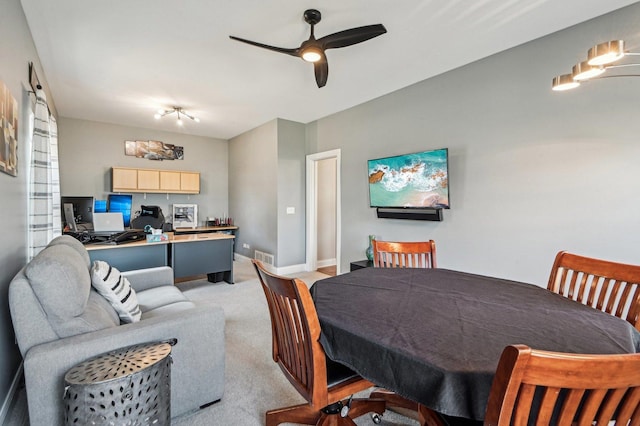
[4, 257, 418, 426]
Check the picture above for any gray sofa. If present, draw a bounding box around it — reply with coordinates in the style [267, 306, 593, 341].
[9, 235, 225, 425]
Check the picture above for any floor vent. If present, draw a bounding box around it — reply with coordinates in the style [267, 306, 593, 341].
[254, 250, 275, 266]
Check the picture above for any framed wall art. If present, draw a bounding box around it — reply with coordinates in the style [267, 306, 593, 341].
[124, 140, 183, 161]
[0, 79, 18, 177]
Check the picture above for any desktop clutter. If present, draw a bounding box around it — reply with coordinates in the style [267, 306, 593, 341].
[131, 205, 170, 242]
[64, 205, 170, 245]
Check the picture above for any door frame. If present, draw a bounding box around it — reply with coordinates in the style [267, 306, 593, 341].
[306, 149, 341, 273]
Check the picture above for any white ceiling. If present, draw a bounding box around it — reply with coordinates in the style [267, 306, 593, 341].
[20, 0, 638, 140]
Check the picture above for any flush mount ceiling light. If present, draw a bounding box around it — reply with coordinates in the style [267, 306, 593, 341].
[154, 107, 200, 126]
[552, 39, 640, 91]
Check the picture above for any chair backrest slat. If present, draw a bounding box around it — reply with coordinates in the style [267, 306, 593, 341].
[372, 240, 437, 269]
[485, 344, 640, 426]
[548, 251, 640, 330]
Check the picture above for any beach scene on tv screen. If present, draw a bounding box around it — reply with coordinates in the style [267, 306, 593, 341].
[368, 149, 449, 208]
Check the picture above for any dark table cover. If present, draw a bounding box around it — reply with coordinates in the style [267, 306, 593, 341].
[310, 268, 640, 421]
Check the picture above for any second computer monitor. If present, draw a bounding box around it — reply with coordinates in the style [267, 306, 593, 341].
[60, 196, 95, 230]
[107, 194, 133, 227]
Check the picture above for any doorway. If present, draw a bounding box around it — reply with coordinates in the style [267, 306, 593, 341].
[306, 149, 340, 274]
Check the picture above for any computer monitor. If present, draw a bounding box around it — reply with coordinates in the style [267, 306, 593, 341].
[60, 196, 95, 231]
[94, 199, 107, 213]
[108, 194, 133, 227]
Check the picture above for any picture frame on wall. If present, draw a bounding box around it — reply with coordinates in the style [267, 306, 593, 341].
[0, 79, 18, 177]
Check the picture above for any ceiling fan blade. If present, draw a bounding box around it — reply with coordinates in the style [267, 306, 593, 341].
[319, 24, 387, 50]
[314, 57, 329, 88]
[229, 36, 299, 57]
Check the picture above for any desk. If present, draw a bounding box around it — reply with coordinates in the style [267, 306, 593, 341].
[87, 233, 235, 283]
[310, 268, 640, 421]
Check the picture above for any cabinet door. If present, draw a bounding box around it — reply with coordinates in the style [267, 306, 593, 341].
[180, 172, 200, 193]
[112, 168, 138, 191]
[160, 171, 181, 191]
[137, 169, 160, 190]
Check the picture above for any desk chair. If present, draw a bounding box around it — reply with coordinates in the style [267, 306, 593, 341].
[251, 260, 385, 426]
[370, 239, 437, 419]
[484, 344, 640, 426]
[547, 251, 640, 330]
[372, 240, 437, 268]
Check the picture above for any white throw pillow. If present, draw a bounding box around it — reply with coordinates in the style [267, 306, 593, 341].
[90, 260, 141, 323]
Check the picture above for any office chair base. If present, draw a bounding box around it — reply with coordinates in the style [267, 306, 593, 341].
[265, 398, 385, 426]
[370, 388, 418, 414]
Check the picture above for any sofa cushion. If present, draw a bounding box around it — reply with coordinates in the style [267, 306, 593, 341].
[46, 235, 91, 268]
[26, 244, 91, 322]
[142, 301, 197, 320]
[91, 261, 141, 323]
[136, 286, 190, 312]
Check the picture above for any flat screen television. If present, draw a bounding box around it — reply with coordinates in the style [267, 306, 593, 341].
[368, 148, 449, 209]
[108, 194, 133, 227]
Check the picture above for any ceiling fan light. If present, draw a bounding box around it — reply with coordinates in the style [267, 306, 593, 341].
[572, 61, 605, 81]
[587, 40, 625, 66]
[552, 74, 580, 91]
[154, 113, 162, 120]
[302, 47, 322, 63]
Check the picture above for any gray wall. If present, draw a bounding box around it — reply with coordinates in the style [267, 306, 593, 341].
[0, 0, 57, 414]
[276, 119, 306, 267]
[57, 118, 229, 226]
[229, 118, 306, 268]
[310, 3, 640, 283]
[229, 119, 278, 259]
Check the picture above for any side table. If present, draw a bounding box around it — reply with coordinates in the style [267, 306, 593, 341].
[63, 340, 174, 425]
[350, 260, 373, 271]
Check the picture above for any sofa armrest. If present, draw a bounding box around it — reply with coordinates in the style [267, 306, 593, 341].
[23, 301, 225, 425]
[122, 266, 174, 291]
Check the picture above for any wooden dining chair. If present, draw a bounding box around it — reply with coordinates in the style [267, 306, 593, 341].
[484, 344, 640, 426]
[547, 251, 640, 329]
[372, 239, 437, 268]
[369, 239, 437, 418]
[251, 260, 385, 426]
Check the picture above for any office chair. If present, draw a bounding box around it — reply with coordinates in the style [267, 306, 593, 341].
[484, 344, 640, 425]
[251, 260, 385, 426]
[547, 251, 640, 329]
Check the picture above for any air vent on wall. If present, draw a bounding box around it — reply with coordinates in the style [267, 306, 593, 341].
[255, 250, 275, 266]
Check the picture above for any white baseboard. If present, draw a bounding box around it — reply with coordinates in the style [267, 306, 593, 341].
[0, 362, 23, 424]
[235, 253, 307, 276]
[275, 263, 307, 275]
[317, 258, 336, 268]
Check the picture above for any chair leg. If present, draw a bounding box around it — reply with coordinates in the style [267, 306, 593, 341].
[316, 398, 385, 426]
[266, 403, 320, 426]
[267, 397, 386, 426]
[370, 388, 418, 413]
[418, 404, 445, 426]
[345, 398, 386, 419]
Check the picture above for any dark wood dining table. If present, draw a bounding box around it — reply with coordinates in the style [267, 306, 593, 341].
[310, 267, 640, 422]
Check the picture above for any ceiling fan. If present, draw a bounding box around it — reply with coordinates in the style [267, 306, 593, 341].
[229, 9, 387, 88]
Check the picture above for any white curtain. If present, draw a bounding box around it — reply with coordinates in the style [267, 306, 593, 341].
[28, 89, 61, 259]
